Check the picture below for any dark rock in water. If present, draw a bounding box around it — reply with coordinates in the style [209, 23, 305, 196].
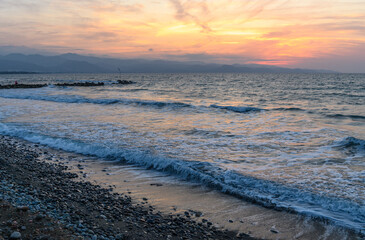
[55, 82, 104, 87]
[116, 80, 134, 84]
[0, 83, 47, 89]
[0, 81, 105, 89]
[150, 183, 163, 187]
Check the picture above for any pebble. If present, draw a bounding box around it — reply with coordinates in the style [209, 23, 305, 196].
[35, 214, 44, 221]
[115, 233, 125, 239]
[16, 206, 29, 212]
[10, 231, 21, 239]
[270, 226, 279, 234]
[195, 211, 202, 217]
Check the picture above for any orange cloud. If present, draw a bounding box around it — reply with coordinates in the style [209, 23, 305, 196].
[0, 0, 364, 71]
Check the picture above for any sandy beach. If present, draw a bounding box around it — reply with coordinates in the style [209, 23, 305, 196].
[0, 135, 258, 240]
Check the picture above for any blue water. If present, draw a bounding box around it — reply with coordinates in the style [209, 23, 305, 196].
[0, 73, 364, 233]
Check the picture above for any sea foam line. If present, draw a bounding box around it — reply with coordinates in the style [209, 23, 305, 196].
[1, 89, 365, 121]
[0, 93, 263, 113]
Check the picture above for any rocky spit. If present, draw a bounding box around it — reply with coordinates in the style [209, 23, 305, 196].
[0, 81, 134, 89]
[0, 135, 259, 240]
[0, 84, 48, 89]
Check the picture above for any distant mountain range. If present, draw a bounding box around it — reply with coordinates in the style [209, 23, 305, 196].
[0, 53, 336, 73]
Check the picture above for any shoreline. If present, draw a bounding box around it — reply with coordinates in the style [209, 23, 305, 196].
[0, 135, 258, 240]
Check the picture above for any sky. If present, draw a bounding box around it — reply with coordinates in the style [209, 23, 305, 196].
[0, 0, 365, 72]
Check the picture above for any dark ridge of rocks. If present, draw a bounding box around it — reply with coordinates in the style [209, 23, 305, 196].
[0, 80, 134, 89]
[54, 82, 104, 87]
[0, 135, 259, 240]
[115, 80, 134, 85]
[0, 84, 47, 89]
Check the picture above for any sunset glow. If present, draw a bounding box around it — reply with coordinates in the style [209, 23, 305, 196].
[1, 0, 365, 72]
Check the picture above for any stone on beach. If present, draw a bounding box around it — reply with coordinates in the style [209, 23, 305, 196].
[10, 231, 21, 239]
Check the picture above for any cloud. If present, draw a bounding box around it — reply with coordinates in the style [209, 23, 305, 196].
[262, 31, 292, 38]
[0, 0, 43, 11]
[0, 0, 364, 72]
[166, 0, 292, 32]
[76, 31, 119, 40]
[90, 1, 144, 13]
[291, 43, 365, 73]
[163, 52, 262, 64]
[169, 0, 212, 32]
[0, 45, 55, 55]
[238, 0, 278, 22]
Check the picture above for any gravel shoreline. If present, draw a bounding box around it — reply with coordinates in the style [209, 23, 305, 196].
[0, 135, 259, 240]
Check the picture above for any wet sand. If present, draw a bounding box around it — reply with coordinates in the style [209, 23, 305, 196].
[52, 153, 359, 240]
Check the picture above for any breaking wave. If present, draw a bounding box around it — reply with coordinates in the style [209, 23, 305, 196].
[0, 92, 265, 114]
[0, 92, 193, 109]
[210, 104, 263, 113]
[326, 114, 365, 121]
[0, 122, 364, 233]
[334, 137, 365, 155]
[1, 90, 364, 121]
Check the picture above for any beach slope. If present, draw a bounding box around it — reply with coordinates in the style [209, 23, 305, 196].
[0, 135, 257, 240]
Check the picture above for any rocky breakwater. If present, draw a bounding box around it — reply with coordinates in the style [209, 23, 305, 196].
[0, 80, 135, 89]
[115, 80, 134, 85]
[0, 135, 258, 240]
[54, 82, 104, 87]
[0, 83, 47, 89]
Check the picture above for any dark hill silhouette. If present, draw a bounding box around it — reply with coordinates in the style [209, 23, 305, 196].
[0, 53, 336, 73]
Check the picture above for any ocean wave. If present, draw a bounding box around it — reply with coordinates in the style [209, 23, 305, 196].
[271, 107, 306, 112]
[1, 91, 364, 123]
[0, 93, 193, 109]
[272, 107, 365, 121]
[182, 128, 233, 138]
[326, 114, 365, 121]
[334, 137, 365, 155]
[0, 122, 364, 232]
[210, 104, 263, 113]
[0, 92, 265, 114]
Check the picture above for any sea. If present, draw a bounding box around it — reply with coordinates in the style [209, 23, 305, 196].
[0, 73, 364, 238]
